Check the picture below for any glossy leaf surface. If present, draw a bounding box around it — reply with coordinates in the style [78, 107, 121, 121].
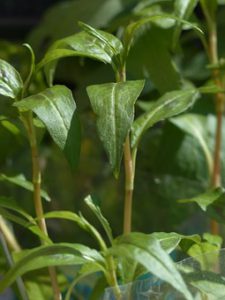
[0, 59, 23, 99]
[131, 89, 199, 148]
[14, 85, 80, 169]
[87, 80, 145, 176]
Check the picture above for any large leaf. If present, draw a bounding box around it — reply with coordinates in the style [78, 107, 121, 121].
[0, 243, 104, 292]
[128, 27, 181, 94]
[14, 85, 80, 169]
[0, 59, 23, 99]
[0, 173, 51, 202]
[109, 233, 193, 300]
[131, 89, 199, 148]
[170, 114, 213, 175]
[38, 28, 123, 85]
[87, 80, 145, 176]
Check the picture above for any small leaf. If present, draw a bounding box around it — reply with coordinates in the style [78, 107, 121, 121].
[131, 89, 199, 148]
[87, 80, 145, 176]
[14, 85, 80, 169]
[178, 187, 225, 211]
[84, 195, 113, 245]
[151, 232, 200, 253]
[109, 233, 193, 300]
[0, 173, 51, 202]
[0, 59, 23, 99]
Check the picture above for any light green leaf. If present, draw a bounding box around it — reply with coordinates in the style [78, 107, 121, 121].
[170, 114, 213, 175]
[14, 85, 80, 169]
[0, 243, 100, 292]
[84, 195, 113, 244]
[0, 173, 51, 202]
[131, 89, 199, 148]
[87, 80, 145, 176]
[0, 59, 23, 99]
[0, 116, 20, 136]
[151, 232, 200, 253]
[43, 210, 106, 251]
[109, 233, 193, 300]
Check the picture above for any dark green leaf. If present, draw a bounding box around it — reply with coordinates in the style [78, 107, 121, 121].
[131, 89, 199, 148]
[87, 80, 145, 176]
[0, 174, 51, 202]
[14, 85, 80, 169]
[170, 114, 213, 175]
[0, 59, 23, 99]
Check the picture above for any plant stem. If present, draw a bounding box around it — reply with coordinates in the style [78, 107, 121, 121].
[0, 216, 21, 252]
[117, 67, 135, 234]
[22, 112, 61, 300]
[203, 11, 225, 234]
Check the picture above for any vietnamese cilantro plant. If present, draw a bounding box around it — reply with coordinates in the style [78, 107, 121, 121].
[1, 0, 225, 299]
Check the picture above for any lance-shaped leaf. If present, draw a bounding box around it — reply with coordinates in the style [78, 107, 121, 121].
[14, 85, 80, 169]
[38, 27, 123, 85]
[131, 89, 199, 148]
[173, 0, 199, 47]
[0, 59, 23, 99]
[0, 243, 105, 292]
[0, 173, 51, 202]
[108, 233, 193, 300]
[87, 80, 145, 176]
[170, 114, 213, 175]
[179, 187, 225, 224]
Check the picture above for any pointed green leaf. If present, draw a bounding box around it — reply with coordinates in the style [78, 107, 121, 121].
[109, 233, 193, 300]
[0, 243, 102, 292]
[173, 0, 199, 47]
[38, 28, 123, 85]
[0, 174, 51, 202]
[178, 187, 225, 212]
[13, 85, 80, 169]
[0, 59, 23, 99]
[84, 195, 113, 244]
[131, 89, 199, 148]
[151, 232, 200, 253]
[87, 80, 145, 176]
[170, 114, 213, 175]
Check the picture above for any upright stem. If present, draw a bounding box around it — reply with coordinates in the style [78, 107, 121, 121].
[117, 67, 135, 234]
[23, 113, 61, 300]
[204, 14, 225, 234]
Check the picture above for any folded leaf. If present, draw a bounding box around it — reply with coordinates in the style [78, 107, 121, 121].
[14, 85, 80, 169]
[0, 59, 23, 99]
[87, 80, 145, 176]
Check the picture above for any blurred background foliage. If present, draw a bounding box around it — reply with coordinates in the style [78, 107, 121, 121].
[0, 0, 225, 250]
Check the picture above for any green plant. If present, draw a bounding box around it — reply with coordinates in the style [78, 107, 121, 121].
[1, 0, 225, 299]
